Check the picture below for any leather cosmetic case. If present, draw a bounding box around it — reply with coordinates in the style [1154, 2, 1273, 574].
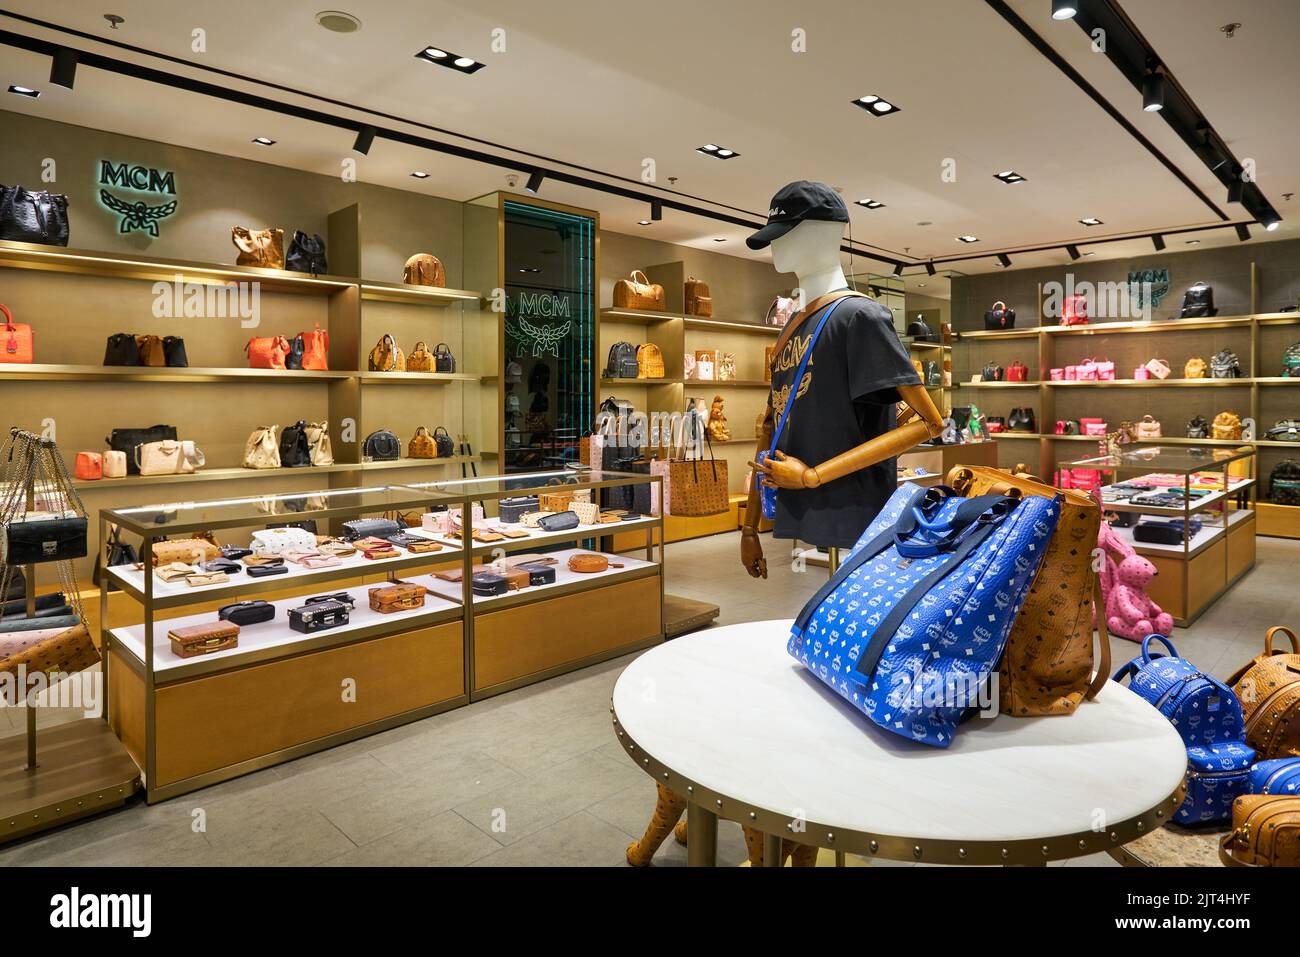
[517, 562, 557, 586]
[368, 582, 426, 613]
[287, 595, 353, 633]
[472, 571, 510, 597]
[217, 600, 275, 626]
[342, 517, 403, 541]
[537, 511, 579, 532]
[168, 621, 240, 659]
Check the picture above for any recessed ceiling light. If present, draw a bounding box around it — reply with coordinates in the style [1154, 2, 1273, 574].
[697, 144, 740, 160]
[713, 238, 727, 243]
[410, 171, 429, 179]
[852, 95, 901, 117]
[956, 235, 979, 243]
[1051, 0, 1078, 20]
[855, 199, 886, 209]
[1185, 239, 1201, 245]
[637, 219, 652, 226]
[994, 170, 1027, 184]
[315, 10, 362, 33]
[7, 85, 39, 98]
[1081, 251, 1096, 257]
[518, 266, 542, 273]
[415, 45, 485, 73]
[252, 136, 276, 146]
[1079, 217, 1103, 226]
[916, 221, 932, 227]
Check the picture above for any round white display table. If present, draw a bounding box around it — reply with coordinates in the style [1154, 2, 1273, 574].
[611, 620, 1187, 867]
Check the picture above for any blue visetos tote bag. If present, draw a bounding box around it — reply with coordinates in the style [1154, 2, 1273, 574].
[788, 482, 1060, 747]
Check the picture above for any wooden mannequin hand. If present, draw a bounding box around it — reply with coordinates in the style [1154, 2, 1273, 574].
[749, 450, 818, 490]
[740, 528, 767, 579]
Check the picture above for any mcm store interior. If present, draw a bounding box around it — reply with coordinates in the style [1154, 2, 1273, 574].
[0, 0, 1297, 872]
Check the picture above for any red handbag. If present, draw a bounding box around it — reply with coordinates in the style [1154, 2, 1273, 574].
[1061, 292, 1089, 326]
[0, 304, 33, 364]
[1005, 361, 1029, 382]
[245, 336, 290, 369]
[298, 322, 329, 371]
[74, 452, 102, 481]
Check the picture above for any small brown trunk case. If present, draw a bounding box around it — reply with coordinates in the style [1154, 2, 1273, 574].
[168, 621, 240, 658]
[368, 582, 427, 613]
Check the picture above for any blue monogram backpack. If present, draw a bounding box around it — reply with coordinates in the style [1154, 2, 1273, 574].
[788, 482, 1060, 747]
[1113, 634, 1255, 824]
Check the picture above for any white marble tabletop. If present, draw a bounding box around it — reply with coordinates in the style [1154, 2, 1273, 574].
[612, 620, 1187, 864]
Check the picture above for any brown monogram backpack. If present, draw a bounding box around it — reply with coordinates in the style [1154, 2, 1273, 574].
[1227, 626, 1300, 758]
[947, 465, 1109, 717]
[684, 276, 713, 317]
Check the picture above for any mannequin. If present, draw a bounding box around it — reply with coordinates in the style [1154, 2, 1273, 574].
[741, 183, 944, 578]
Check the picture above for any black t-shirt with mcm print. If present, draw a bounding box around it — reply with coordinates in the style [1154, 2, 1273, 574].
[767, 294, 920, 549]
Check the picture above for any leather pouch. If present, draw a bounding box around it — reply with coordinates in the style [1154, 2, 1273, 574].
[538, 511, 579, 531]
[168, 621, 239, 658]
[201, 558, 242, 575]
[217, 600, 275, 625]
[568, 553, 623, 574]
[368, 583, 426, 613]
[342, 518, 402, 541]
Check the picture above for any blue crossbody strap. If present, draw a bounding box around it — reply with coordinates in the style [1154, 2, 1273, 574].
[766, 295, 855, 461]
[852, 511, 1010, 679]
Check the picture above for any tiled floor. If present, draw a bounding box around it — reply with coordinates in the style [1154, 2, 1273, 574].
[2, 532, 1295, 867]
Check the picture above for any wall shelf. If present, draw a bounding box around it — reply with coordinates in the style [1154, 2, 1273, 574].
[1047, 379, 1250, 388]
[683, 317, 779, 337]
[358, 280, 481, 305]
[0, 364, 354, 383]
[71, 456, 481, 490]
[358, 371, 481, 384]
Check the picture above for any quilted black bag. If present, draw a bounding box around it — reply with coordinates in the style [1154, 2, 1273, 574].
[285, 231, 327, 276]
[0, 185, 69, 245]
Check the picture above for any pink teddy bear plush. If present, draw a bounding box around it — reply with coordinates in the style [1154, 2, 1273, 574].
[1107, 553, 1174, 641]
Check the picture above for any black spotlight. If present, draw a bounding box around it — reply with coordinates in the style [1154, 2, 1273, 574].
[1051, 0, 1078, 19]
[650, 199, 662, 222]
[1142, 72, 1165, 113]
[1066, 244, 1081, 261]
[352, 125, 375, 156]
[997, 253, 1012, 268]
[50, 47, 77, 90]
[1236, 223, 1251, 242]
[925, 261, 936, 277]
[1262, 212, 1282, 232]
[1227, 178, 1244, 204]
[893, 263, 905, 277]
[1151, 234, 1166, 251]
[525, 170, 545, 194]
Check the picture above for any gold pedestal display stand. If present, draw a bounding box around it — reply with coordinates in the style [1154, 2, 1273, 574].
[0, 430, 139, 845]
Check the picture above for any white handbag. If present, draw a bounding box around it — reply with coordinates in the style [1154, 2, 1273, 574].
[103, 450, 127, 478]
[571, 500, 600, 525]
[135, 439, 205, 475]
[243, 426, 280, 469]
[250, 526, 317, 556]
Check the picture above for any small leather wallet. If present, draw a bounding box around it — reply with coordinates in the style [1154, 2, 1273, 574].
[220, 546, 254, 560]
[217, 599, 275, 625]
[302, 554, 341, 569]
[406, 540, 444, 553]
[247, 564, 288, 578]
[361, 546, 400, 560]
[242, 554, 285, 568]
[186, 571, 229, 587]
[202, 558, 243, 575]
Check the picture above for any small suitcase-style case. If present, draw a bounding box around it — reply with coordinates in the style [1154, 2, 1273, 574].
[471, 571, 509, 596]
[517, 562, 557, 586]
[168, 621, 240, 658]
[368, 582, 427, 613]
[287, 598, 351, 633]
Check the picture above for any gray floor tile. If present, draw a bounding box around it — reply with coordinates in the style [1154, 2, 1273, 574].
[321, 810, 501, 867]
[469, 810, 638, 867]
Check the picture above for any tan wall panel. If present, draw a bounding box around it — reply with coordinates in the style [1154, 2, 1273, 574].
[473, 575, 661, 690]
[153, 621, 463, 786]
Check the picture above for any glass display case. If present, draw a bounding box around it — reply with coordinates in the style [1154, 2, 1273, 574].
[99, 469, 663, 802]
[1063, 444, 1256, 625]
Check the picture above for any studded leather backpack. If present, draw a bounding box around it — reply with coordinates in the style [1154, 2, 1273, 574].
[1227, 627, 1300, 759]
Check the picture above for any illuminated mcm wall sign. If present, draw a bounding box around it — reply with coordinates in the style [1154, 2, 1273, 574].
[1127, 267, 1170, 310]
[505, 292, 573, 358]
[96, 160, 178, 236]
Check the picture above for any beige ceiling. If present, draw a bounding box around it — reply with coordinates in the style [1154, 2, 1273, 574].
[1, 0, 1295, 287]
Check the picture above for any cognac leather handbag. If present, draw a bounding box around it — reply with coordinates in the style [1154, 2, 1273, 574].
[403, 253, 445, 287]
[612, 270, 665, 311]
[408, 426, 437, 459]
[135, 334, 166, 367]
[0, 304, 33, 364]
[168, 621, 239, 659]
[406, 341, 434, 372]
[1220, 795, 1300, 866]
[367, 334, 405, 371]
[231, 226, 284, 268]
[684, 276, 713, 317]
[1212, 411, 1243, 440]
[368, 583, 426, 613]
[947, 465, 1109, 717]
[103, 333, 140, 366]
[1227, 626, 1300, 759]
[568, 553, 624, 574]
[285, 231, 327, 275]
[246, 336, 291, 370]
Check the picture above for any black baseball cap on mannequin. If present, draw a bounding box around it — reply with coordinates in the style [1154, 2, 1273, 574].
[746, 180, 849, 250]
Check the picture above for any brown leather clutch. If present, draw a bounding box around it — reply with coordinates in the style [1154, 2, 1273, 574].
[168, 621, 239, 658]
[368, 582, 427, 613]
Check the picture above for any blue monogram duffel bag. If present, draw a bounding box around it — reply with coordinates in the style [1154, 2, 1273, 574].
[789, 482, 1060, 747]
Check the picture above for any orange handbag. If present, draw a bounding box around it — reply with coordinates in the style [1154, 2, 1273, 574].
[298, 323, 329, 371]
[245, 336, 291, 369]
[74, 452, 102, 481]
[0, 304, 33, 364]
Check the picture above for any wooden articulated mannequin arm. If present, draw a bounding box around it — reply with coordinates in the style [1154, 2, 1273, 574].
[741, 405, 775, 578]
